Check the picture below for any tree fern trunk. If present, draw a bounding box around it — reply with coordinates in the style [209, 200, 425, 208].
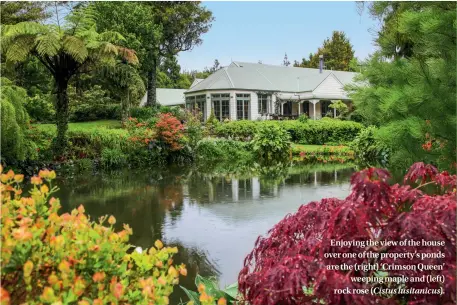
[54, 78, 70, 157]
[121, 90, 130, 124]
[146, 56, 157, 107]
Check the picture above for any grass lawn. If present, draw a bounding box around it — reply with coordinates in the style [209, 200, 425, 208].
[33, 120, 122, 132]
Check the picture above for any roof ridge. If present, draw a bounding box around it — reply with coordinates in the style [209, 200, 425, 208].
[223, 67, 235, 88]
[255, 68, 274, 87]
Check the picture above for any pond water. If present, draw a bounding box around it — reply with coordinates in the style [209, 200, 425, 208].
[54, 164, 355, 304]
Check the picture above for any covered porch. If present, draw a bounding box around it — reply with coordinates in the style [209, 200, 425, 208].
[274, 99, 341, 120]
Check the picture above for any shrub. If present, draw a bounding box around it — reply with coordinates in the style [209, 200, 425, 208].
[101, 148, 128, 168]
[0, 167, 187, 304]
[24, 94, 55, 123]
[297, 113, 308, 123]
[130, 107, 158, 121]
[329, 100, 349, 119]
[155, 113, 184, 151]
[238, 162, 456, 305]
[350, 126, 390, 168]
[70, 104, 121, 122]
[213, 120, 363, 145]
[251, 124, 291, 161]
[214, 121, 258, 140]
[195, 138, 254, 164]
[184, 110, 205, 150]
[1, 78, 35, 162]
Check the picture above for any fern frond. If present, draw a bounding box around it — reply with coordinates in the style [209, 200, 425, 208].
[35, 30, 61, 58]
[4, 34, 35, 62]
[63, 35, 88, 63]
[117, 47, 139, 65]
[98, 31, 125, 44]
[2, 22, 46, 38]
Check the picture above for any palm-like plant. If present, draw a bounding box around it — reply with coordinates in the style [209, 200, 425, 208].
[1, 4, 138, 155]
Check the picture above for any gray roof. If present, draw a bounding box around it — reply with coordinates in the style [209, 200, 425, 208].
[140, 88, 186, 107]
[185, 61, 358, 94]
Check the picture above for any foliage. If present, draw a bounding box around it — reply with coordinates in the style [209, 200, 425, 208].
[130, 107, 158, 121]
[293, 31, 355, 71]
[205, 109, 221, 134]
[155, 113, 185, 151]
[0, 2, 51, 24]
[214, 120, 363, 145]
[24, 93, 55, 123]
[239, 162, 456, 305]
[101, 148, 128, 169]
[297, 113, 308, 123]
[350, 126, 390, 168]
[328, 100, 349, 119]
[92, 1, 214, 106]
[1, 3, 138, 155]
[180, 274, 238, 305]
[194, 138, 254, 164]
[0, 167, 187, 304]
[184, 110, 206, 150]
[348, 2, 456, 172]
[251, 124, 291, 162]
[0, 78, 35, 161]
[70, 104, 120, 122]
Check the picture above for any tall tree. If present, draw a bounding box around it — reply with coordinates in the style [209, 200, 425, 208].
[92, 2, 213, 107]
[348, 2, 456, 171]
[282, 53, 290, 66]
[1, 3, 138, 155]
[144, 2, 213, 107]
[295, 31, 355, 71]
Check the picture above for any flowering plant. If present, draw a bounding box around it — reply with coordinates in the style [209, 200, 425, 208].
[155, 113, 185, 151]
[0, 167, 186, 304]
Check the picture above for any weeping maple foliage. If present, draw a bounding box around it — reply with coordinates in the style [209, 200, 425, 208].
[238, 162, 456, 305]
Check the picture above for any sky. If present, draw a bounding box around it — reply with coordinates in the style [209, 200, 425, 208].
[177, 1, 382, 72]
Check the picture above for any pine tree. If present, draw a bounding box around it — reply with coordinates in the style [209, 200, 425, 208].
[282, 53, 290, 66]
[348, 2, 456, 171]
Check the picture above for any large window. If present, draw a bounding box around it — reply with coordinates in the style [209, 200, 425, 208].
[236, 94, 250, 120]
[186, 95, 206, 121]
[211, 93, 230, 121]
[258, 94, 271, 114]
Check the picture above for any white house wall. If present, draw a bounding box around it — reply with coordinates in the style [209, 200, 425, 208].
[312, 74, 347, 100]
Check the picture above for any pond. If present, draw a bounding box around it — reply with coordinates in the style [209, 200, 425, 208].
[54, 163, 355, 304]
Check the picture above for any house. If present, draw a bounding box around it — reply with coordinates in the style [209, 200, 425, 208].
[140, 88, 187, 107]
[184, 58, 358, 121]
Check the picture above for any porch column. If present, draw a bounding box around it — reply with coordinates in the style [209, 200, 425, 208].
[309, 99, 319, 120]
[298, 101, 302, 116]
[280, 102, 284, 115]
[205, 93, 212, 121]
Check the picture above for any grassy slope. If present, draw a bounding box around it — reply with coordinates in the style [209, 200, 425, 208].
[33, 120, 121, 132]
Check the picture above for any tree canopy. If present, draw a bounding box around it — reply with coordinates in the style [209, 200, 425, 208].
[294, 31, 355, 71]
[348, 2, 456, 171]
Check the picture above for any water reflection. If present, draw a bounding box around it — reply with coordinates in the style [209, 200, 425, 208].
[55, 164, 354, 303]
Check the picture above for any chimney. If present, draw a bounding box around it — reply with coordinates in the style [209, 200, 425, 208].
[319, 55, 324, 73]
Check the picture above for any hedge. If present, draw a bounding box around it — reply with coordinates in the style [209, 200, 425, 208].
[214, 119, 363, 145]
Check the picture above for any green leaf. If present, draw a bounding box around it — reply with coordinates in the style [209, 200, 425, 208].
[180, 286, 201, 305]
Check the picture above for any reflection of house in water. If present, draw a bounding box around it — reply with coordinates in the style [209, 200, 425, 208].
[186, 168, 350, 203]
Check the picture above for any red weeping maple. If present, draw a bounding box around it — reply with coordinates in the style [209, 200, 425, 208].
[238, 162, 456, 305]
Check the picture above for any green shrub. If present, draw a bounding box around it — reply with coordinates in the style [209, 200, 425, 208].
[1, 168, 186, 304]
[195, 138, 254, 164]
[70, 104, 121, 122]
[1, 78, 35, 161]
[130, 107, 157, 120]
[213, 120, 363, 145]
[214, 120, 258, 140]
[298, 113, 308, 123]
[350, 126, 390, 168]
[24, 94, 55, 123]
[251, 124, 291, 161]
[101, 148, 128, 168]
